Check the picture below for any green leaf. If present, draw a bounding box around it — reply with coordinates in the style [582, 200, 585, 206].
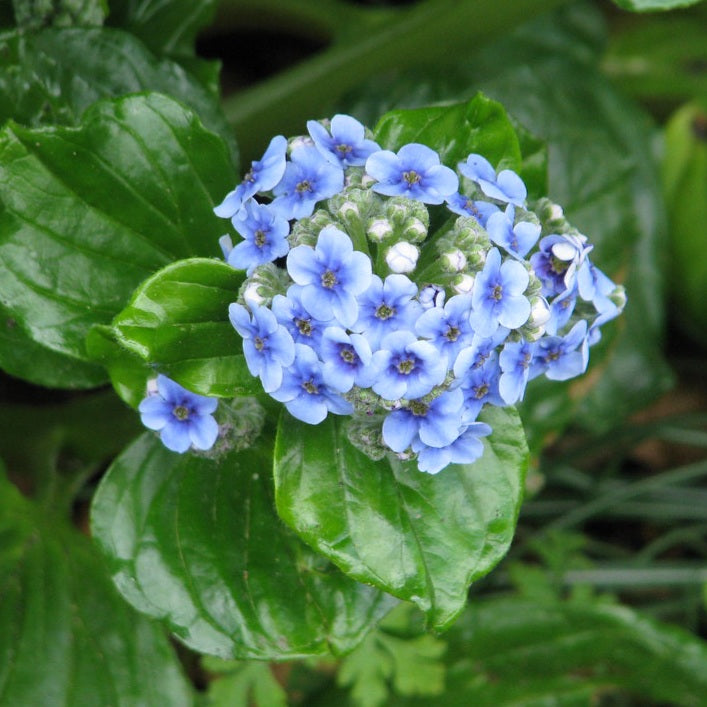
[611, 0, 704, 11]
[106, 0, 219, 63]
[0, 470, 193, 706]
[0, 27, 236, 157]
[202, 658, 288, 707]
[110, 258, 258, 399]
[0, 92, 235, 388]
[91, 432, 396, 660]
[273, 406, 528, 631]
[12, 0, 107, 29]
[374, 93, 522, 172]
[432, 596, 707, 705]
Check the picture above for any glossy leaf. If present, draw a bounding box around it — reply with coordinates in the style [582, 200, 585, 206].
[374, 93, 522, 172]
[91, 432, 395, 660]
[0, 27, 235, 157]
[273, 406, 528, 630]
[0, 470, 193, 706]
[0, 92, 235, 388]
[110, 258, 258, 400]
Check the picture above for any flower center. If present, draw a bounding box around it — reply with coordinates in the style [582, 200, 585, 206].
[492, 284, 503, 301]
[550, 255, 569, 274]
[445, 325, 460, 342]
[296, 179, 313, 193]
[321, 270, 338, 289]
[254, 336, 265, 351]
[173, 405, 190, 421]
[375, 303, 394, 320]
[254, 229, 267, 247]
[397, 358, 416, 375]
[473, 383, 489, 399]
[336, 143, 353, 154]
[340, 346, 356, 363]
[409, 400, 428, 416]
[244, 168, 255, 183]
[402, 170, 421, 186]
[302, 379, 319, 394]
[295, 318, 312, 336]
[521, 351, 532, 368]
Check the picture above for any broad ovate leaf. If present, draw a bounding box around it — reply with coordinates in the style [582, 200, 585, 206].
[274, 406, 528, 630]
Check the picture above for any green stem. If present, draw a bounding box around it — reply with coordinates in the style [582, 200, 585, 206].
[221, 0, 568, 161]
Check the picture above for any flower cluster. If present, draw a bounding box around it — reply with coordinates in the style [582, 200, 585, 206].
[209, 114, 625, 473]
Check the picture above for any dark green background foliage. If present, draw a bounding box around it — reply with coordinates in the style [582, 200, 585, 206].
[1, 0, 706, 705]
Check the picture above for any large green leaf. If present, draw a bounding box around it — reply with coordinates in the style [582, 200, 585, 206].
[0, 92, 235, 388]
[91, 432, 395, 660]
[273, 406, 528, 631]
[109, 258, 258, 400]
[0, 469, 193, 706]
[0, 27, 234, 155]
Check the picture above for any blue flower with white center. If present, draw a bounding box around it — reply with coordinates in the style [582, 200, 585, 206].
[532, 320, 588, 381]
[445, 192, 500, 226]
[455, 358, 503, 420]
[366, 143, 458, 204]
[270, 343, 353, 424]
[382, 388, 466, 454]
[286, 225, 372, 327]
[470, 247, 531, 337]
[271, 145, 344, 220]
[371, 330, 447, 400]
[307, 114, 381, 168]
[530, 233, 591, 297]
[226, 202, 290, 275]
[458, 154, 527, 207]
[271, 286, 332, 348]
[229, 302, 296, 393]
[320, 326, 376, 393]
[214, 135, 287, 219]
[415, 294, 475, 368]
[412, 421, 491, 474]
[486, 205, 540, 258]
[139, 375, 219, 454]
[498, 339, 536, 404]
[354, 274, 422, 350]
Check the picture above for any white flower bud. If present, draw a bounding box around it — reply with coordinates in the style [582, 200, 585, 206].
[386, 241, 419, 273]
[419, 284, 446, 310]
[146, 377, 159, 395]
[529, 296, 551, 327]
[550, 203, 564, 220]
[367, 218, 393, 242]
[243, 281, 266, 306]
[442, 249, 467, 272]
[288, 135, 314, 153]
[338, 200, 360, 218]
[361, 173, 376, 187]
[405, 218, 427, 239]
[452, 273, 475, 295]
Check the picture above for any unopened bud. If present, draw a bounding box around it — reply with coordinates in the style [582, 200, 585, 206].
[452, 273, 475, 295]
[386, 241, 419, 273]
[367, 218, 393, 242]
[442, 249, 467, 272]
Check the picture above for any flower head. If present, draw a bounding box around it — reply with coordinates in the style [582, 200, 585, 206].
[458, 154, 526, 207]
[486, 205, 540, 258]
[366, 143, 458, 204]
[307, 114, 381, 167]
[227, 202, 290, 274]
[139, 375, 219, 453]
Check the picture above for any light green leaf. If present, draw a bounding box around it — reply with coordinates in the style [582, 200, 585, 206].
[0, 470, 193, 706]
[0, 92, 235, 388]
[91, 432, 395, 660]
[203, 659, 287, 707]
[274, 406, 528, 630]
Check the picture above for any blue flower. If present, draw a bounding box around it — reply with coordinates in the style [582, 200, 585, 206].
[455, 358, 503, 420]
[270, 343, 353, 424]
[366, 143, 458, 204]
[271, 145, 344, 219]
[486, 205, 540, 258]
[139, 375, 219, 453]
[545, 288, 576, 336]
[470, 247, 531, 336]
[412, 421, 491, 474]
[229, 302, 295, 392]
[458, 154, 527, 207]
[320, 326, 375, 392]
[371, 330, 447, 400]
[354, 274, 422, 349]
[445, 192, 500, 225]
[382, 388, 466, 453]
[530, 233, 590, 297]
[271, 286, 332, 348]
[498, 339, 535, 404]
[307, 114, 381, 167]
[532, 320, 588, 381]
[226, 202, 290, 274]
[286, 225, 372, 327]
[453, 329, 508, 377]
[415, 293, 475, 368]
[214, 135, 287, 219]
[577, 258, 617, 313]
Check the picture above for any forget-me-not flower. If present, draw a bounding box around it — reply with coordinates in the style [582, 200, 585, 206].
[445, 192, 500, 226]
[271, 145, 344, 219]
[532, 320, 588, 381]
[458, 154, 527, 207]
[320, 326, 376, 392]
[271, 286, 332, 348]
[486, 205, 540, 258]
[229, 302, 295, 392]
[498, 339, 536, 404]
[413, 421, 491, 474]
[366, 143, 458, 204]
[286, 225, 372, 327]
[139, 375, 219, 453]
[214, 135, 287, 218]
[415, 293, 475, 368]
[307, 114, 381, 168]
